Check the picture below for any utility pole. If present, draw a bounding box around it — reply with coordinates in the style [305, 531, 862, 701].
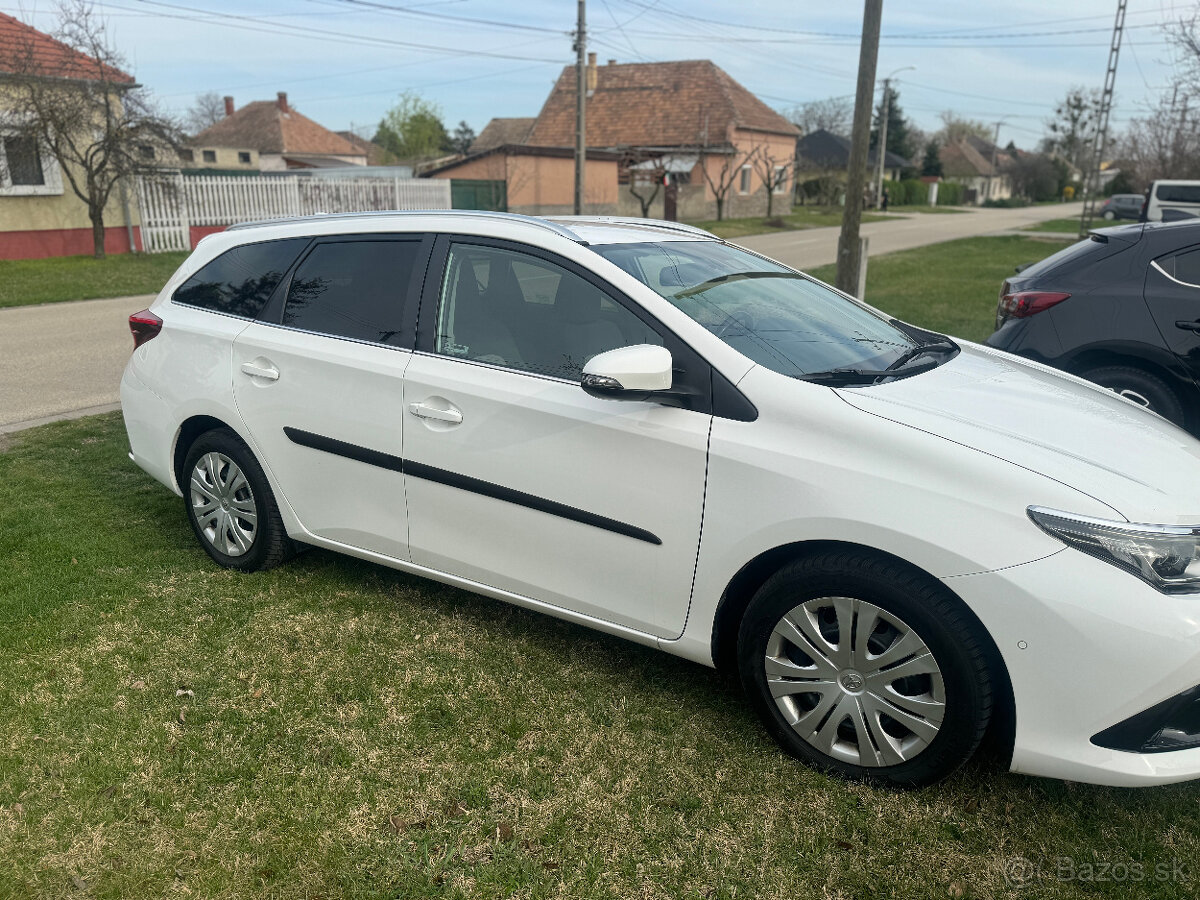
[836, 0, 883, 298]
[986, 119, 1002, 202]
[1078, 0, 1126, 236]
[874, 78, 890, 209]
[573, 0, 587, 215]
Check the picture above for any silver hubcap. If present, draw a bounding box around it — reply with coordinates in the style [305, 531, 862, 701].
[189, 452, 257, 557]
[765, 596, 946, 768]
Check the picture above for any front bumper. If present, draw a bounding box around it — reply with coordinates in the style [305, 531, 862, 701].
[947, 549, 1200, 786]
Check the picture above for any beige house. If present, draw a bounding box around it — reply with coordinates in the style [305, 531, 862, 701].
[190, 93, 366, 171]
[941, 136, 1013, 204]
[0, 12, 141, 259]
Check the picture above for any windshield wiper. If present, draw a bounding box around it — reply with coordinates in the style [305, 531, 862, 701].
[884, 339, 958, 371]
[801, 358, 941, 386]
[672, 271, 801, 299]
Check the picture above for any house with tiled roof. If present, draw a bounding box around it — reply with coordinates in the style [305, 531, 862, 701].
[940, 135, 1013, 204]
[336, 130, 398, 167]
[0, 11, 142, 258]
[426, 58, 798, 219]
[190, 92, 366, 171]
[470, 117, 535, 154]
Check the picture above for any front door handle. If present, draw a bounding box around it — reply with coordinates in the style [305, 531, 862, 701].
[240, 360, 279, 381]
[1175, 320, 1200, 333]
[408, 401, 463, 424]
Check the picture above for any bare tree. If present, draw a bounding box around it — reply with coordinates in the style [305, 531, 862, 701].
[935, 112, 993, 144]
[2, 1, 180, 258]
[1168, 10, 1200, 95]
[694, 144, 761, 221]
[1042, 87, 1104, 174]
[184, 91, 226, 135]
[619, 147, 665, 217]
[784, 96, 853, 136]
[1116, 91, 1200, 185]
[751, 146, 792, 219]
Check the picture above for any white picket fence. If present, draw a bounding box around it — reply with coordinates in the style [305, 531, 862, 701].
[135, 174, 452, 253]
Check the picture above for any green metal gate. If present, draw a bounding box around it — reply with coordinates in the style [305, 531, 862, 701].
[450, 179, 507, 212]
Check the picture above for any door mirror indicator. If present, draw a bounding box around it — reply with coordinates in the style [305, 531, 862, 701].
[581, 345, 673, 401]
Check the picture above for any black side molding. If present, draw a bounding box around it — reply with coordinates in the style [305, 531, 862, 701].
[282, 427, 662, 545]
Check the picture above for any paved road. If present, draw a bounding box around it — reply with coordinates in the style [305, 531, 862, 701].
[0, 203, 1085, 431]
[0, 294, 153, 431]
[737, 201, 1085, 270]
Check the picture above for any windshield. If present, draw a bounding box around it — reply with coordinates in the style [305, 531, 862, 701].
[592, 240, 930, 379]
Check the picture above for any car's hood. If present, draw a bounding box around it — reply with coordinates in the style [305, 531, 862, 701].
[835, 343, 1200, 524]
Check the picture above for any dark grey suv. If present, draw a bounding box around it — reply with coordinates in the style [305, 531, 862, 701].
[987, 220, 1200, 434]
[1099, 193, 1144, 221]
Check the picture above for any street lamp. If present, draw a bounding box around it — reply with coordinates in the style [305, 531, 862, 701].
[875, 65, 915, 208]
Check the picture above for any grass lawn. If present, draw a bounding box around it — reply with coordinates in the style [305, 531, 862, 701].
[808, 234, 1073, 343]
[690, 207, 889, 239]
[1021, 217, 1087, 234]
[3, 237, 1197, 897]
[885, 205, 969, 214]
[0, 252, 187, 309]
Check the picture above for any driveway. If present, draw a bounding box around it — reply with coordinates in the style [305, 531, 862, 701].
[0, 295, 153, 432]
[737, 201, 1085, 269]
[0, 204, 1085, 431]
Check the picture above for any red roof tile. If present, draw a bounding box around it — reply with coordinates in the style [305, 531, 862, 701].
[193, 99, 362, 157]
[0, 11, 133, 84]
[526, 60, 797, 149]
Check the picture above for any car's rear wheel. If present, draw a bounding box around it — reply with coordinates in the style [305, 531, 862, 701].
[182, 428, 297, 572]
[737, 551, 993, 787]
[1081, 365, 1185, 425]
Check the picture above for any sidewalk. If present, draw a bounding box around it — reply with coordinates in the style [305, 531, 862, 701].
[0, 294, 153, 430]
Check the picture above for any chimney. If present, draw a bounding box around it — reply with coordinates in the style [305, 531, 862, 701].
[607, 59, 616, 66]
[277, 91, 289, 113]
[223, 95, 234, 117]
[586, 52, 597, 96]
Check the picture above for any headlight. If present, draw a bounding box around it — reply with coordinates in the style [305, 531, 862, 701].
[1028, 506, 1200, 594]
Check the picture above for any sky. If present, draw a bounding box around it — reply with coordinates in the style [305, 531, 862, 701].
[4, 0, 1194, 148]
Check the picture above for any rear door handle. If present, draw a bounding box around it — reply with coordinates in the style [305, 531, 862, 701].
[240, 360, 279, 381]
[408, 401, 463, 424]
[1175, 320, 1200, 333]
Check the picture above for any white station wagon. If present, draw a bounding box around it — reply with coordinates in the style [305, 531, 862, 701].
[123, 211, 1200, 787]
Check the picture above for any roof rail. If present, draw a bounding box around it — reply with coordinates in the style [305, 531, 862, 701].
[544, 215, 717, 238]
[225, 209, 585, 242]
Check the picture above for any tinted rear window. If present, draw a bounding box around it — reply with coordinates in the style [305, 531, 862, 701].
[282, 239, 420, 345]
[174, 238, 308, 318]
[1156, 184, 1200, 203]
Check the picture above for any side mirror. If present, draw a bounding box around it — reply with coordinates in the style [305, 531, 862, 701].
[581, 344, 673, 401]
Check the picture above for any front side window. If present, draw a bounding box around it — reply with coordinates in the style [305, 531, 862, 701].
[174, 238, 308, 318]
[1156, 184, 1200, 204]
[282, 240, 419, 345]
[593, 240, 929, 379]
[435, 244, 661, 380]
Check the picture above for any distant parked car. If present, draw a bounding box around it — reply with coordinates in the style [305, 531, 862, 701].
[1098, 193, 1143, 220]
[1142, 180, 1200, 222]
[988, 219, 1200, 433]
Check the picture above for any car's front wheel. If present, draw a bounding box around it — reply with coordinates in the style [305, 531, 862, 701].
[737, 551, 994, 787]
[1102, 210, 1116, 220]
[182, 428, 297, 572]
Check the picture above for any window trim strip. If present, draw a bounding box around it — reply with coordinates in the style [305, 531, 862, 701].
[282, 426, 662, 545]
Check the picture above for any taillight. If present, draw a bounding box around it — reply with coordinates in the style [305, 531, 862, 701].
[998, 290, 1071, 320]
[129, 309, 162, 349]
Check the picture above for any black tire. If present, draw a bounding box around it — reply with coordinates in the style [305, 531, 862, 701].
[181, 427, 297, 572]
[1080, 365, 1185, 425]
[736, 550, 993, 788]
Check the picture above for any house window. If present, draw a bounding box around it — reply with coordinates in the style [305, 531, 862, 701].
[0, 131, 62, 196]
[238, 151, 251, 164]
[772, 165, 788, 194]
[739, 165, 752, 194]
[178, 148, 195, 163]
[202, 150, 217, 163]
[138, 144, 155, 160]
